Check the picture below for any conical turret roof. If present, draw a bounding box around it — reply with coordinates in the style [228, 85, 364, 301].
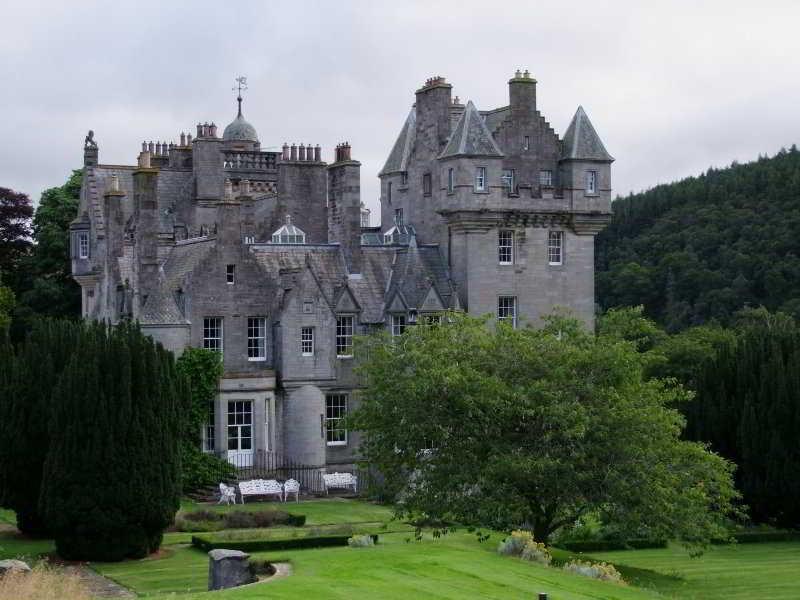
[379, 108, 416, 175]
[561, 106, 613, 161]
[439, 100, 504, 159]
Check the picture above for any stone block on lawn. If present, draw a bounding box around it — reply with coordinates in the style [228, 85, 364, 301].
[207, 549, 256, 590]
[0, 559, 31, 577]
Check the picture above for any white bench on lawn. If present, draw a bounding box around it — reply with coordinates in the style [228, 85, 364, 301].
[323, 472, 358, 495]
[238, 479, 283, 503]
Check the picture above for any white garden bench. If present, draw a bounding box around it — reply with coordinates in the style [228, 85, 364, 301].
[238, 479, 283, 503]
[323, 472, 358, 495]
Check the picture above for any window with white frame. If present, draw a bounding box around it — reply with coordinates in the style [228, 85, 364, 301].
[539, 170, 553, 187]
[301, 326, 314, 356]
[336, 315, 354, 357]
[391, 314, 406, 337]
[586, 170, 597, 194]
[202, 400, 215, 452]
[203, 317, 223, 352]
[247, 317, 266, 361]
[226, 264, 235, 284]
[447, 168, 454, 193]
[78, 232, 89, 259]
[475, 167, 487, 192]
[498, 230, 514, 265]
[498, 296, 517, 328]
[548, 230, 564, 265]
[502, 169, 515, 193]
[243, 235, 255, 244]
[325, 393, 348, 446]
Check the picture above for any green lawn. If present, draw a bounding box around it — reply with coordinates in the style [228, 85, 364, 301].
[95, 531, 656, 600]
[589, 542, 800, 599]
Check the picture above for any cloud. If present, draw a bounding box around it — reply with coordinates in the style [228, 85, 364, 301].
[1, 0, 799, 218]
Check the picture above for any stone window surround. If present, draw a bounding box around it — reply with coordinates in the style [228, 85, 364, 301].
[301, 326, 314, 356]
[203, 317, 224, 354]
[78, 231, 90, 259]
[548, 230, 564, 266]
[585, 170, 598, 195]
[497, 296, 517, 328]
[247, 316, 267, 361]
[474, 167, 487, 192]
[498, 230, 514, 265]
[336, 315, 354, 358]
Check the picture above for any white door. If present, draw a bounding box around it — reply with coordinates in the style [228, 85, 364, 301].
[227, 400, 254, 467]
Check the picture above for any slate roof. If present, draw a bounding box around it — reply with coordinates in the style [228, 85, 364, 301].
[439, 101, 504, 159]
[387, 243, 455, 311]
[481, 106, 510, 136]
[139, 238, 215, 324]
[561, 106, 613, 162]
[379, 108, 416, 175]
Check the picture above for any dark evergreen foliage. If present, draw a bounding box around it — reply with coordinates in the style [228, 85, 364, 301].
[38, 321, 186, 560]
[0, 319, 81, 534]
[0, 187, 33, 277]
[597, 146, 800, 330]
[687, 311, 800, 527]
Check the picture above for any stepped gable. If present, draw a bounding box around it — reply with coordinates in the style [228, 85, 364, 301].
[561, 106, 613, 162]
[379, 108, 416, 175]
[139, 238, 215, 324]
[439, 100, 504, 159]
[387, 242, 455, 311]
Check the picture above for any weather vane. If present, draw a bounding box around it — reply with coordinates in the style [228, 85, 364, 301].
[233, 76, 248, 116]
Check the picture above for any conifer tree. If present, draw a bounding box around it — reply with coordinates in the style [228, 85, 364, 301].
[39, 322, 186, 560]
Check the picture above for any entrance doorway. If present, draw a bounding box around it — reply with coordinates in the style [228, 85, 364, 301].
[227, 400, 253, 467]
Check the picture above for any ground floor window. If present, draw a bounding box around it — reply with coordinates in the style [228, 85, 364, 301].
[498, 296, 517, 328]
[227, 400, 252, 452]
[202, 400, 215, 452]
[325, 393, 348, 446]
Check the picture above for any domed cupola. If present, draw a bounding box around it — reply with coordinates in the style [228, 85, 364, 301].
[223, 82, 260, 150]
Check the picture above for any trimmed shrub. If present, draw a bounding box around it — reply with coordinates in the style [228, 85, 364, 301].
[563, 560, 625, 583]
[347, 534, 375, 548]
[223, 511, 258, 529]
[192, 533, 379, 553]
[183, 510, 222, 523]
[39, 322, 186, 561]
[175, 509, 306, 532]
[557, 538, 667, 552]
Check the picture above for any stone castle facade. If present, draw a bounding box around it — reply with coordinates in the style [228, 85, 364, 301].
[71, 71, 613, 470]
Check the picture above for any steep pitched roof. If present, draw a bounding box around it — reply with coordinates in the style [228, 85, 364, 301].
[387, 244, 455, 311]
[379, 108, 416, 175]
[561, 106, 613, 162]
[439, 100, 504, 159]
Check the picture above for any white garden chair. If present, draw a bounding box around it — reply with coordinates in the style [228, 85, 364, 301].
[283, 478, 300, 502]
[218, 482, 237, 505]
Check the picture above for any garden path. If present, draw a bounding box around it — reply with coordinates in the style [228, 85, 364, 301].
[62, 565, 136, 598]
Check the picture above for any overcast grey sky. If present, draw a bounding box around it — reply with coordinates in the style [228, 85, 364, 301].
[2, 0, 799, 220]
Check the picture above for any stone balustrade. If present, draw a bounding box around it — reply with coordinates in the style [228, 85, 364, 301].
[223, 150, 278, 171]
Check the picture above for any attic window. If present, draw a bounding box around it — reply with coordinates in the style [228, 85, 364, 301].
[271, 214, 306, 244]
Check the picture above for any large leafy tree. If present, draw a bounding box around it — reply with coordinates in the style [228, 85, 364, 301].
[0, 187, 33, 278]
[353, 313, 739, 545]
[11, 171, 82, 337]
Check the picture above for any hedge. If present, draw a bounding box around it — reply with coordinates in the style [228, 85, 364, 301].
[556, 539, 668, 552]
[192, 533, 379, 553]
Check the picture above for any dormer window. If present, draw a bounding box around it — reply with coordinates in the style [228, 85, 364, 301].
[271, 214, 306, 244]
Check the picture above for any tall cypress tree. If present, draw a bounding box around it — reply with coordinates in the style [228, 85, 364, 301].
[40, 322, 186, 560]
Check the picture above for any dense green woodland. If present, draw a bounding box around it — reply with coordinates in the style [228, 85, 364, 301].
[597, 146, 800, 330]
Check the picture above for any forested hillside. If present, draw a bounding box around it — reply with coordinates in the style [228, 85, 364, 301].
[596, 146, 800, 330]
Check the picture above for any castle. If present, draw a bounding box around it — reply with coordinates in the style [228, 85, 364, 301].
[71, 72, 613, 471]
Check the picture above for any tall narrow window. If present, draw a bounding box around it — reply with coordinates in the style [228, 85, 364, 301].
[401, 171, 408, 186]
[586, 170, 597, 194]
[226, 264, 235, 284]
[391, 314, 406, 337]
[394, 208, 403, 226]
[202, 400, 215, 452]
[475, 167, 486, 192]
[336, 315, 354, 357]
[502, 169, 516, 193]
[523, 135, 530, 151]
[247, 317, 266, 361]
[423, 173, 432, 196]
[447, 168, 454, 193]
[548, 231, 564, 265]
[78, 232, 89, 259]
[301, 326, 314, 356]
[325, 394, 348, 446]
[539, 170, 553, 187]
[498, 296, 517, 328]
[498, 230, 514, 265]
[203, 317, 223, 353]
[387, 181, 392, 203]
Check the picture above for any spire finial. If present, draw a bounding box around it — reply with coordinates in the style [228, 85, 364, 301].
[233, 76, 248, 117]
[285, 214, 292, 225]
